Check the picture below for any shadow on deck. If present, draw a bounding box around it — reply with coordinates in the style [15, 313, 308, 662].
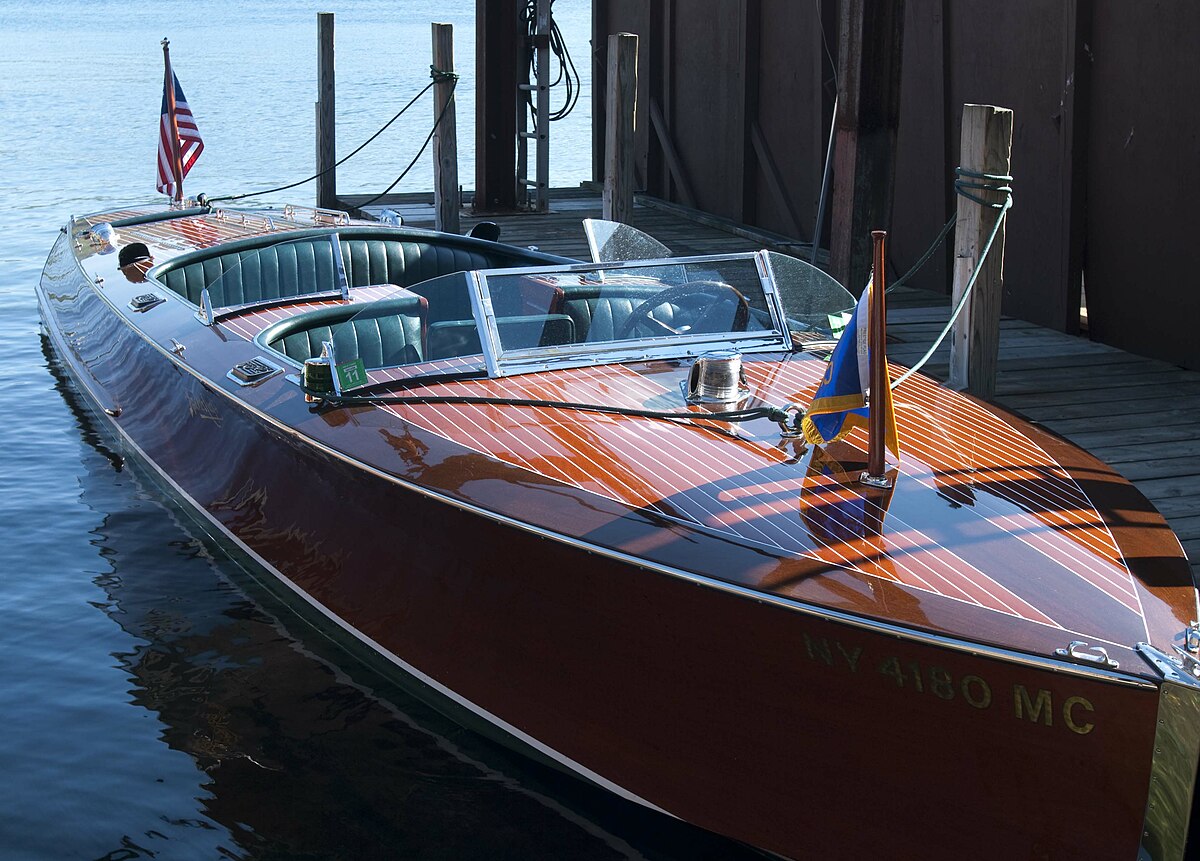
[340, 188, 1200, 580]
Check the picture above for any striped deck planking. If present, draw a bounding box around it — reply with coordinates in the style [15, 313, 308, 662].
[350, 189, 1200, 584]
[215, 279, 1149, 645]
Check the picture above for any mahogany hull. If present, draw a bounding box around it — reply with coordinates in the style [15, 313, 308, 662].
[39, 221, 1200, 859]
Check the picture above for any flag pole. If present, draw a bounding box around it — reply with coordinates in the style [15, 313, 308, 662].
[862, 229, 892, 488]
[161, 38, 184, 203]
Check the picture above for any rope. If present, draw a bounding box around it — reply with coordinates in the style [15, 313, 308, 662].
[352, 70, 458, 209]
[206, 67, 456, 205]
[886, 212, 955, 293]
[305, 387, 804, 433]
[891, 167, 1013, 388]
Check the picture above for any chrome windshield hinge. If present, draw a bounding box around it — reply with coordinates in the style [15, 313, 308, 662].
[196, 287, 216, 326]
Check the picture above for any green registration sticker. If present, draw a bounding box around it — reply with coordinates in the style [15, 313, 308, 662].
[828, 310, 854, 339]
[335, 358, 367, 391]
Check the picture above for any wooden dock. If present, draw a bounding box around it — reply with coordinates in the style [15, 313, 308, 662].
[342, 188, 1200, 579]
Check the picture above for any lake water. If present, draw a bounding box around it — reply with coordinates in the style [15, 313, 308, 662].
[0, 2, 757, 857]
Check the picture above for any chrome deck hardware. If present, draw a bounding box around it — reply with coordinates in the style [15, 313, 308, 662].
[196, 287, 215, 326]
[1055, 640, 1119, 669]
[1185, 620, 1200, 654]
[281, 204, 350, 226]
[228, 357, 282, 387]
[686, 350, 749, 404]
[129, 293, 165, 313]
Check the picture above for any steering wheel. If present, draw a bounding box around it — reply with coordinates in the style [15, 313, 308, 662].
[614, 281, 751, 340]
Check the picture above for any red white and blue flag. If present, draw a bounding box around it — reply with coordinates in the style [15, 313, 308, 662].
[156, 64, 203, 198]
[800, 280, 900, 460]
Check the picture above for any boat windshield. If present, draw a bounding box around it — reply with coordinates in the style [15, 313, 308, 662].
[469, 251, 858, 377]
[469, 254, 790, 376]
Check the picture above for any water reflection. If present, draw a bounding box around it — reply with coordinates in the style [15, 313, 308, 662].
[46, 340, 756, 860]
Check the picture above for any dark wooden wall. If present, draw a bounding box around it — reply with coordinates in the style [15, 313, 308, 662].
[592, 0, 1200, 370]
[1085, 1, 1200, 370]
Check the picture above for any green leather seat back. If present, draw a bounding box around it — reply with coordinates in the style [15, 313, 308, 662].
[560, 285, 681, 342]
[427, 314, 576, 360]
[154, 229, 568, 310]
[260, 295, 428, 368]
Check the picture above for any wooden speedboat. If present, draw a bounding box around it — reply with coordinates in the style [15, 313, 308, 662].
[39, 203, 1200, 859]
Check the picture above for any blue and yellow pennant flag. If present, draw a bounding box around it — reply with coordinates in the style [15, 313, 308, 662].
[801, 281, 900, 460]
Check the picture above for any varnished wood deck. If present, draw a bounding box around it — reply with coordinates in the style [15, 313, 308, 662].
[343, 188, 1200, 580]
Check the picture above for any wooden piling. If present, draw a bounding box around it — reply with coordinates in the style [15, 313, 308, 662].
[474, 0, 521, 212]
[828, 0, 905, 293]
[949, 104, 1014, 398]
[603, 32, 638, 224]
[316, 12, 337, 211]
[432, 23, 460, 233]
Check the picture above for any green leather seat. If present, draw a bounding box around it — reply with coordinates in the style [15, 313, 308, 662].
[153, 228, 570, 310]
[259, 295, 428, 368]
[559, 284, 682, 342]
[427, 314, 576, 359]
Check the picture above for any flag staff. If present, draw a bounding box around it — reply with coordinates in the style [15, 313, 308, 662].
[161, 37, 184, 202]
[862, 229, 892, 488]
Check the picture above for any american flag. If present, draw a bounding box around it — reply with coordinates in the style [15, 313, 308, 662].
[156, 69, 204, 198]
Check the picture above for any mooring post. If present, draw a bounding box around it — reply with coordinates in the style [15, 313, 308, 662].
[316, 12, 337, 210]
[603, 32, 638, 224]
[949, 104, 1013, 398]
[474, 0, 521, 212]
[828, 0, 905, 293]
[432, 22, 460, 233]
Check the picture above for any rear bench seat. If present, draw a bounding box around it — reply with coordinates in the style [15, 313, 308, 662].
[152, 227, 570, 311]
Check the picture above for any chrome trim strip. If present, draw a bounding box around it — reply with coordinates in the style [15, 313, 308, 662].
[477, 251, 766, 276]
[68, 263, 1158, 690]
[1138, 647, 1200, 860]
[755, 249, 793, 334]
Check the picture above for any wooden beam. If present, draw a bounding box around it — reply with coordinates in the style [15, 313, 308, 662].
[829, 0, 906, 292]
[648, 98, 696, 208]
[432, 23, 460, 233]
[948, 103, 1013, 398]
[1057, 0, 1091, 334]
[750, 121, 805, 239]
[591, 0, 609, 184]
[739, 0, 761, 225]
[603, 33, 638, 224]
[474, 0, 521, 212]
[315, 12, 336, 210]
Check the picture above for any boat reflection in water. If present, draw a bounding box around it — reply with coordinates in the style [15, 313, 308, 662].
[47, 343, 755, 859]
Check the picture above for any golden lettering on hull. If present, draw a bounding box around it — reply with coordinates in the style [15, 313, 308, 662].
[796, 631, 1100, 734]
[1014, 685, 1054, 726]
[1063, 695, 1095, 735]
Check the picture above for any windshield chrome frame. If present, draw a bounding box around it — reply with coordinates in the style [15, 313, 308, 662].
[468, 251, 792, 378]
